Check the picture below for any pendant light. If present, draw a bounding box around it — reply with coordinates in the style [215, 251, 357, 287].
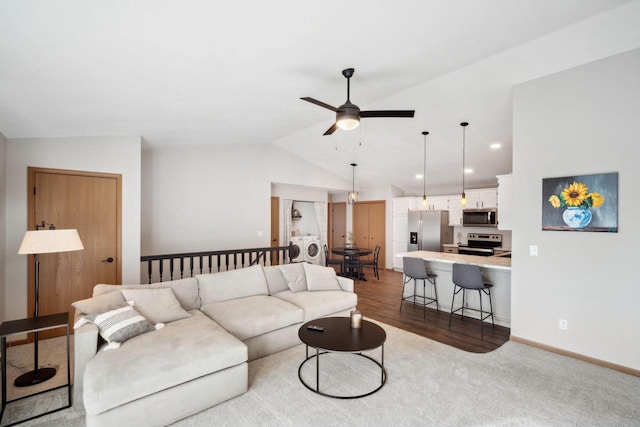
[348, 163, 358, 205]
[421, 131, 429, 207]
[460, 122, 469, 206]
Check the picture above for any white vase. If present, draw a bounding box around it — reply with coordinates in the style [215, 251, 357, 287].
[562, 207, 592, 229]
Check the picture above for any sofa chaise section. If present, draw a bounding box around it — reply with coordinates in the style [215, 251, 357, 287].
[83, 310, 247, 427]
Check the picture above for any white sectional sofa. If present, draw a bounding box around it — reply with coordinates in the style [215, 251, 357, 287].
[73, 262, 356, 427]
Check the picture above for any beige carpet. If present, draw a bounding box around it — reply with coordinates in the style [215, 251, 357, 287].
[2, 322, 639, 426]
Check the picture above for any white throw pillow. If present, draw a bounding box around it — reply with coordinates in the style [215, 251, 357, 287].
[120, 288, 192, 324]
[303, 263, 342, 291]
[82, 306, 158, 350]
[262, 265, 289, 295]
[278, 263, 307, 293]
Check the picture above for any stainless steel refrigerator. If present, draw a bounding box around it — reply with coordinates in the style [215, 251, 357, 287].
[407, 210, 453, 252]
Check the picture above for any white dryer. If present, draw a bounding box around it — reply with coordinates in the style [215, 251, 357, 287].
[290, 237, 305, 263]
[303, 236, 321, 264]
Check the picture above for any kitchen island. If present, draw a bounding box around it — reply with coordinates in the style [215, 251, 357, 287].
[395, 251, 511, 327]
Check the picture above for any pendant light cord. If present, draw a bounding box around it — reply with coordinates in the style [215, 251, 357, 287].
[460, 122, 469, 204]
[422, 131, 428, 201]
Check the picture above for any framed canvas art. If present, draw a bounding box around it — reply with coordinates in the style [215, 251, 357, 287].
[542, 172, 618, 232]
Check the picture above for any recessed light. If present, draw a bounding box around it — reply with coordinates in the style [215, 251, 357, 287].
[415, 174, 423, 179]
[490, 143, 501, 149]
[464, 168, 473, 174]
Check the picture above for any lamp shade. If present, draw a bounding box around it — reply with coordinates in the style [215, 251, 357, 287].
[18, 229, 84, 254]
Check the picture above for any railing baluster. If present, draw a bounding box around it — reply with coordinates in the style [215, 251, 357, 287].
[147, 260, 153, 284]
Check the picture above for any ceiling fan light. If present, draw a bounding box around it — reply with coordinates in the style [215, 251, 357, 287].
[337, 117, 360, 131]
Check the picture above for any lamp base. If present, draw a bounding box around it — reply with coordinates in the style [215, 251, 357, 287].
[14, 367, 57, 387]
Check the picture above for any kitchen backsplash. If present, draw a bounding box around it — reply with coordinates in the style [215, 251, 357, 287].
[453, 227, 512, 249]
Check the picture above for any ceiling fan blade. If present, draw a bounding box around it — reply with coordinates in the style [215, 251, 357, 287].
[301, 97, 338, 112]
[323, 123, 339, 136]
[360, 110, 415, 118]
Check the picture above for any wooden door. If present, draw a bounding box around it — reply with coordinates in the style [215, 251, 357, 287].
[368, 201, 386, 266]
[353, 200, 386, 265]
[270, 197, 280, 264]
[330, 202, 346, 251]
[28, 168, 122, 336]
[353, 203, 371, 252]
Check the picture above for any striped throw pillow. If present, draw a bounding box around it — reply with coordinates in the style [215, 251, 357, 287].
[86, 305, 156, 350]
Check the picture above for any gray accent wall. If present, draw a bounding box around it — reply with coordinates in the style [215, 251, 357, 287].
[512, 48, 640, 371]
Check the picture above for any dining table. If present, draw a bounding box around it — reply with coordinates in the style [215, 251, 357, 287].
[331, 247, 373, 281]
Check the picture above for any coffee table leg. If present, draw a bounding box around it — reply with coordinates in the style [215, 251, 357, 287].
[316, 348, 320, 392]
[381, 344, 385, 384]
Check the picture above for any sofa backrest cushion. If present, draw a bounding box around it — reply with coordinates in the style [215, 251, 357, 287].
[197, 264, 269, 304]
[93, 277, 200, 311]
[303, 263, 342, 291]
[277, 263, 307, 293]
[263, 265, 289, 295]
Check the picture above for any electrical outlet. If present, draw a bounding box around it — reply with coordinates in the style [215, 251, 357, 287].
[529, 245, 538, 256]
[559, 319, 568, 330]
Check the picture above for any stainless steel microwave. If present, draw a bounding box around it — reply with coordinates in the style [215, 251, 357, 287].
[462, 208, 498, 227]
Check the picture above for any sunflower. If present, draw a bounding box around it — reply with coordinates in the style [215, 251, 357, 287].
[548, 195, 561, 208]
[589, 192, 605, 208]
[561, 182, 588, 207]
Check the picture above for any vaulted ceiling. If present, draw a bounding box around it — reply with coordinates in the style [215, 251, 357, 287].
[1, 0, 637, 194]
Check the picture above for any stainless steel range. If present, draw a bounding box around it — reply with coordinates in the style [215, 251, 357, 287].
[458, 233, 502, 257]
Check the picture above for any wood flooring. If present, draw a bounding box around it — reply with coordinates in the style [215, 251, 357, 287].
[350, 267, 510, 353]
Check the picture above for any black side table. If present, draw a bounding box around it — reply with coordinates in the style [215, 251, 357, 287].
[0, 312, 71, 426]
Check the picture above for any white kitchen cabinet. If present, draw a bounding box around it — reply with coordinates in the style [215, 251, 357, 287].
[447, 194, 463, 226]
[497, 174, 513, 230]
[464, 188, 497, 208]
[427, 195, 448, 211]
[392, 198, 411, 270]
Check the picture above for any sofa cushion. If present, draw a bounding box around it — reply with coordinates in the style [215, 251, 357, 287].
[277, 263, 307, 293]
[303, 263, 342, 291]
[274, 290, 358, 321]
[197, 265, 269, 304]
[72, 290, 128, 316]
[201, 295, 304, 341]
[121, 288, 192, 324]
[83, 310, 247, 416]
[82, 306, 157, 350]
[263, 265, 289, 295]
[93, 277, 200, 311]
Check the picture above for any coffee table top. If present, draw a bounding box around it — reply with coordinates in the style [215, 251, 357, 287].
[298, 317, 386, 353]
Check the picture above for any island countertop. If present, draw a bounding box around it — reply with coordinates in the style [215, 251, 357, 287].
[396, 250, 511, 271]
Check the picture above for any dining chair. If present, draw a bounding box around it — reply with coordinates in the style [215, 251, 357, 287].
[449, 263, 494, 335]
[323, 244, 343, 272]
[360, 245, 380, 280]
[400, 257, 438, 319]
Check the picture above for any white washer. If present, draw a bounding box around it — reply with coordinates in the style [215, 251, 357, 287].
[303, 236, 321, 264]
[290, 237, 305, 262]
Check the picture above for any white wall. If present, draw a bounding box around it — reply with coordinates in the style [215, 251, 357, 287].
[5, 136, 141, 320]
[512, 48, 640, 370]
[141, 143, 349, 256]
[0, 132, 6, 321]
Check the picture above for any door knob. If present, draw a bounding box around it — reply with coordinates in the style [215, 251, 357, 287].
[102, 257, 114, 263]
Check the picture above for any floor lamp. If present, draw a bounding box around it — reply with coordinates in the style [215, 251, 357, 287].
[16, 222, 84, 387]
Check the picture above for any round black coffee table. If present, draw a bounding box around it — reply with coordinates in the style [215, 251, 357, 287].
[298, 317, 386, 399]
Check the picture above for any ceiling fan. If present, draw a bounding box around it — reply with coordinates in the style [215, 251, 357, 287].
[301, 68, 415, 136]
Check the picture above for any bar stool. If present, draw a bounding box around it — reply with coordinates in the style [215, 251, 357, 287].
[449, 263, 495, 334]
[400, 257, 438, 319]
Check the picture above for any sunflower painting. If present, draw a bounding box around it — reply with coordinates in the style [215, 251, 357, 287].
[542, 172, 618, 232]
